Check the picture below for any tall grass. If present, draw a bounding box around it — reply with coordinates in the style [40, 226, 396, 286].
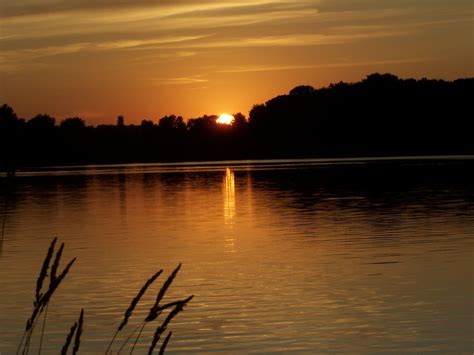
[113, 263, 193, 354]
[59, 309, 84, 355]
[106, 269, 163, 353]
[17, 238, 76, 355]
[18, 238, 193, 354]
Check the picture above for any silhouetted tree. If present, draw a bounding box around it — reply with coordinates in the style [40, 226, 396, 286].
[186, 115, 218, 132]
[1, 73, 473, 169]
[0, 104, 17, 125]
[289, 85, 314, 96]
[60, 117, 86, 131]
[233, 112, 246, 127]
[141, 119, 154, 129]
[248, 104, 267, 128]
[117, 115, 125, 127]
[0, 104, 21, 173]
[27, 114, 55, 129]
[158, 115, 185, 130]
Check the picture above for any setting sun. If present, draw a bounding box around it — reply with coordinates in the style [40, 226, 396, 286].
[216, 113, 234, 125]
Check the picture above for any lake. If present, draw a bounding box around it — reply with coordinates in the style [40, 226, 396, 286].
[1, 157, 473, 353]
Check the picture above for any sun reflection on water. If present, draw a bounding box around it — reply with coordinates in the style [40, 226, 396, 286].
[223, 167, 236, 227]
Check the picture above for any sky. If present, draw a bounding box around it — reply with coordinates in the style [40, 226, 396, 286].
[1, 0, 473, 125]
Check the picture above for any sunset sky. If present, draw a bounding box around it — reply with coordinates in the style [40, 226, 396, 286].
[1, 0, 473, 125]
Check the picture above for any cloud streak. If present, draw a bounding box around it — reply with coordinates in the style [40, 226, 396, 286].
[0, 27, 413, 72]
[217, 58, 436, 73]
[151, 77, 209, 85]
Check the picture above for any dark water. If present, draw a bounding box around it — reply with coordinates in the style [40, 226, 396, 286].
[0, 157, 473, 353]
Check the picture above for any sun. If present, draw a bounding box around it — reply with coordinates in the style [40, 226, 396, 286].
[216, 113, 234, 125]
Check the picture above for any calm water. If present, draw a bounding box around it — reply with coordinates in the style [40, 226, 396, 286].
[1, 157, 473, 353]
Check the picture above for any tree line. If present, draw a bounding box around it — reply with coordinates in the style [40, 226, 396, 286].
[1, 73, 473, 170]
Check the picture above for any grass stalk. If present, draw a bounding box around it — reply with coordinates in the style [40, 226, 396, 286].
[60, 321, 78, 355]
[105, 270, 162, 353]
[38, 303, 49, 355]
[146, 264, 182, 322]
[18, 238, 76, 355]
[23, 303, 43, 355]
[18, 240, 193, 355]
[158, 332, 172, 355]
[117, 322, 142, 354]
[130, 322, 146, 353]
[148, 295, 193, 355]
[35, 238, 57, 309]
[50, 243, 64, 286]
[72, 309, 84, 355]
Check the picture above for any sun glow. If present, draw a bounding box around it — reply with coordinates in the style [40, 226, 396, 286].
[216, 113, 234, 125]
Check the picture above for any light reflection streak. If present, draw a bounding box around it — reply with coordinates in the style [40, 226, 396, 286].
[223, 167, 236, 226]
[223, 168, 236, 250]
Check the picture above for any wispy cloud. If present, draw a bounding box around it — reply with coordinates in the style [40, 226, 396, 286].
[2, 0, 467, 56]
[150, 76, 208, 85]
[94, 36, 207, 50]
[0, 29, 410, 73]
[218, 58, 436, 73]
[0, 3, 317, 42]
[158, 30, 410, 49]
[0, 36, 205, 70]
[0, 43, 88, 71]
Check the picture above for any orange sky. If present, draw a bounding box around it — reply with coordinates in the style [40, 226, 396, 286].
[1, 0, 473, 125]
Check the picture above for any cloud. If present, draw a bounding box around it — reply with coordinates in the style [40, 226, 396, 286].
[315, 0, 473, 13]
[154, 29, 410, 50]
[93, 36, 207, 50]
[217, 58, 436, 73]
[0, 0, 216, 18]
[0, 2, 317, 43]
[2, 28, 408, 65]
[2, 0, 466, 54]
[150, 76, 208, 85]
[0, 43, 87, 71]
[1, 0, 470, 76]
[0, 0, 314, 19]
[0, 36, 205, 70]
[161, 1, 318, 19]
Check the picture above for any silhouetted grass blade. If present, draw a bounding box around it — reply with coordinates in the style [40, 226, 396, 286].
[50, 242, 64, 286]
[120, 270, 163, 331]
[20, 253, 76, 354]
[106, 269, 163, 353]
[72, 309, 84, 355]
[34, 237, 57, 309]
[148, 295, 193, 354]
[146, 263, 182, 322]
[38, 257, 76, 315]
[162, 296, 193, 329]
[61, 321, 78, 355]
[17, 240, 193, 354]
[158, 332, 172, 355]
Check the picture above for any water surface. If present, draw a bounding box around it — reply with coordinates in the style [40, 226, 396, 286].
[0, 157, 473, 353]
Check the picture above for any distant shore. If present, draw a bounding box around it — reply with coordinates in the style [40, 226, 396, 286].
[2, 155, 474, 179]
[1, 73, 473, 172]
